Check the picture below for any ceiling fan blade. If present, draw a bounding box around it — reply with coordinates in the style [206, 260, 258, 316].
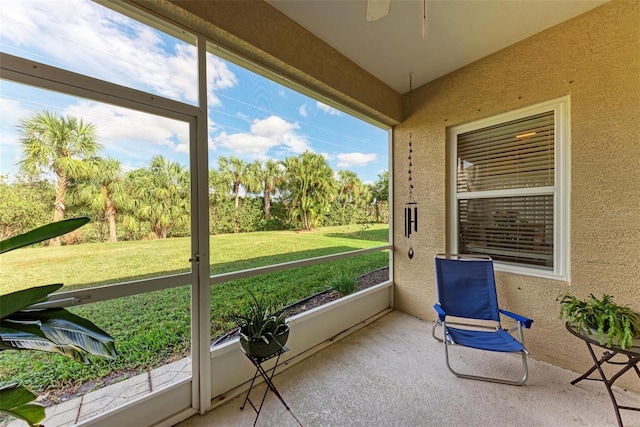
[367, 0, 391, 21]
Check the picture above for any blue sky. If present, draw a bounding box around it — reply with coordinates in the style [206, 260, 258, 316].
[0, 0, 389, 184]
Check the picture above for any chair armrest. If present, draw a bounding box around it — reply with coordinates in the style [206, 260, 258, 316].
[499, 309, 533, 329]
[433, 303, 447, 322]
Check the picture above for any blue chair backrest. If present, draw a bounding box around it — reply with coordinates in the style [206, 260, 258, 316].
[434, 256, 500, 322]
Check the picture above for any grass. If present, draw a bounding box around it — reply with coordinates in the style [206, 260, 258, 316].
[0, 225, 387, 294]
[327, 269, 358, 296]
[0, 225, 389, 398]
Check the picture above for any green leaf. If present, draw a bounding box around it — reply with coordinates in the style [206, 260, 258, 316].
[0, 383, 36, 408]
[0, 383, 46, 427]
[9, 308, 117, 360]
[0, 284, 63, 318]
[0, 217, 90, 254]
[559, 292, 640, 349]
[0, 322, 91, 364]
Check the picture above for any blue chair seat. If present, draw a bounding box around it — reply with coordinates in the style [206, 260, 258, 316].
[447, 327, 526, 353]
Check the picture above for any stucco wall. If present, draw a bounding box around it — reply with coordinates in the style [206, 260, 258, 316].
[393, 0, 640, 390]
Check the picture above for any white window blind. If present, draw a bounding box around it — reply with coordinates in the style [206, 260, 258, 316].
[455, 111, 555, 270]
[457, 111, 554, 193]
[458, 196, 553, 267]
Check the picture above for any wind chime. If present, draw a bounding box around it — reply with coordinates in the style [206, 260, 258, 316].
[405, 73, 418, 259]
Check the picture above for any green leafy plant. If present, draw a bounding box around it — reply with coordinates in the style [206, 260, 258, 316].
[329, 271, 357, 297]
[231, 291, 289, 358]
[559, 293, 640, 349]
[0, 218, 117, 426]
[232, 291, 288, 343]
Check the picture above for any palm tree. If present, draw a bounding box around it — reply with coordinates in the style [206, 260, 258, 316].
[355, 182, 372, 209]
[208, 168, 226, 204]
[218, 156, 260, 233]
[68, 157, 131, 242]
[245, 160, 263, 197]
[125, 155, 190, 239]
[18, 111, 101, 246]
[281, 151, 337, 230]
[260, 159, 283, 220]
[337, 170, 361, 208]
[207, 168, 223, 234]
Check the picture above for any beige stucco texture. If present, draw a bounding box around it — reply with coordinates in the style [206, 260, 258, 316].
[393, 0, 640, 391]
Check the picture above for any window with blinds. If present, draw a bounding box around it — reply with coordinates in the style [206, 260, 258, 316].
[453, 108, 559, 271]
[456, 111, 554, 193]
[458, 196, 553, 267]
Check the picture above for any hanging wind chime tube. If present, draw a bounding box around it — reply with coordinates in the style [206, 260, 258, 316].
[405, 73, 418, 259]
[422, 0, 427, 39]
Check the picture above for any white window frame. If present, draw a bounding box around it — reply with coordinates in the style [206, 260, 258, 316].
[447, 97, 570, 280]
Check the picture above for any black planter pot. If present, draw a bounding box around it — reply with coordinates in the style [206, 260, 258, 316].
[240, 326, 290, 359]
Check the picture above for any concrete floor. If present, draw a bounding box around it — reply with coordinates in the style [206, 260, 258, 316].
[178, 311, 640, 427]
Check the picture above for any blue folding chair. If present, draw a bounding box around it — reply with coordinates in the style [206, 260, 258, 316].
[432, 254, 533, 385]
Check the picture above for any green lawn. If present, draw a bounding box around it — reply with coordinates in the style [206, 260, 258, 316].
[0, 225, 389, 399]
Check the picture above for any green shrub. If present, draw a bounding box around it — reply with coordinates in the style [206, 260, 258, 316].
[329, 271, 357, 297]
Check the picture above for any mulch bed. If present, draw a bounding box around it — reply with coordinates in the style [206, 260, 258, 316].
[284, 266, 389, 317]
[211, 266, 390, 346]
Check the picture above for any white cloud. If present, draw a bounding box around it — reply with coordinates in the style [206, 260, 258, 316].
[298, 104, 308, 117]
[207, 55, 238, 106]
[207, 120, 220, 151]
[0, 98, 48, 172]
[64, 101, 189, 155]
[0, 98, 32, 146]
[336, 152, 378, 168]
[0, 1, 237, 106]
[316, 101, 341, 115]
[175, 143, 190, 154]
[212, 115, 309, 156]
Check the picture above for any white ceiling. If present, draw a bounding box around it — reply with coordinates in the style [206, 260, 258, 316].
[267, 0, 607, 94]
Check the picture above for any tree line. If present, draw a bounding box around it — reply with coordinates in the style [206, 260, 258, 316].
[0, 111, 389, 244]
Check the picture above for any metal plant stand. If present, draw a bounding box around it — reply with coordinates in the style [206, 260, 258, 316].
[240, 346, 302, 426]
[566, 322, 640, 427]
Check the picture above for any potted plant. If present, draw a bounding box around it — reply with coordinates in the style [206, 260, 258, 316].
[559, 293, 640, 350]
[232, 291, 289, 359]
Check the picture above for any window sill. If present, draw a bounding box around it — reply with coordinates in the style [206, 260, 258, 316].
[493, 261, 568, 282]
